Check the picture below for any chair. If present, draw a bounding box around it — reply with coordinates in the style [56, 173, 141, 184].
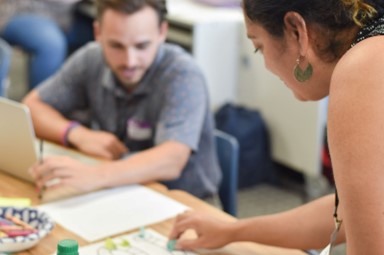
[215, 130, 319, 255]
[0, 38, 11, 97]
[214, 129, 239, 216]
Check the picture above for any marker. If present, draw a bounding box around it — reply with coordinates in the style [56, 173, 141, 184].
[0, 225, 24, 231]
[5, 214, 35, 230]
[0, 217, 13, 226]
[104, 238, 117, 251]
[0, 215, 37, 238]
[2, 228, 37, 237]
[167, 240, 177, 252]
[138, 226, 145, 238]
[120, 239, 130, 247]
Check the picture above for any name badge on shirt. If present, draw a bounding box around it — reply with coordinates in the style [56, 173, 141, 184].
[127, 118, 152, 141]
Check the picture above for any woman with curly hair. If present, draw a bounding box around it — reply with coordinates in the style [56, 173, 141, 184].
[170, 1, 384, 254]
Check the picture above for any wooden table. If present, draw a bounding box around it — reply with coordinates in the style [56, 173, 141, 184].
[0, 171, 305, 255]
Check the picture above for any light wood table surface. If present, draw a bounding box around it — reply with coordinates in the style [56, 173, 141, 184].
[0, 170, 306, 255]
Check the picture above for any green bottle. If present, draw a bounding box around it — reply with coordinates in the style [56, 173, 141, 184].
[57, 239, 79, 255]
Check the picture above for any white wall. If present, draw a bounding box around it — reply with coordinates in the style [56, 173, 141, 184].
[236, 28, 328, 176]
[167, 0, 328, 177]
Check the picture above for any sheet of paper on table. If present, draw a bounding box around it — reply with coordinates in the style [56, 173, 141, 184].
[77, 228, 197, 255]
[38, 185, 189, 242]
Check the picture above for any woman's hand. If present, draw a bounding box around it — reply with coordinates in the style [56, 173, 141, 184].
[169, 211, 236, 250]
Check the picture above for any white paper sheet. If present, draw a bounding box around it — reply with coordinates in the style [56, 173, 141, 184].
[38, 185, 189, 242]
[77, 228, 196, 255]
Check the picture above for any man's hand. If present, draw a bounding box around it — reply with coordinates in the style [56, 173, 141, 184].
[29, 155, 108, 193]
[68, 126, 128, 159]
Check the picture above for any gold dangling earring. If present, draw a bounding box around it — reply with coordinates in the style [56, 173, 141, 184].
[293, 55, 313, 82]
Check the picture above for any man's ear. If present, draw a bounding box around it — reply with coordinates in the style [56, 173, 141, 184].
[93, 20, 101, 42]
[159, 21, 168, 43]
[284, 11, 309, 55]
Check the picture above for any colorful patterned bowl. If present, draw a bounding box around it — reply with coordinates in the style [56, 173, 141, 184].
[0, 207, 54, 252]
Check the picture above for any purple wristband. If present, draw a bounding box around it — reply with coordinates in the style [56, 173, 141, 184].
[61, 121, 81, 146]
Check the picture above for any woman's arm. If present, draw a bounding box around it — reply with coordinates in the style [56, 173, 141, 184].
[170, 194, 346, 250]
[328, 36, 384, 255]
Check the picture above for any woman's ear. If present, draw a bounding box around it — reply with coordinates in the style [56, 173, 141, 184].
[284, 11, 309, 55]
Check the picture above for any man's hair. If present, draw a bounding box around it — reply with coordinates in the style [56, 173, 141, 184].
[95, 0, 167, 24]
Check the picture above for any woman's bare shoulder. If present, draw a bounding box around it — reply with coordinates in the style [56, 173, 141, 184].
[330, 36, 384, 97]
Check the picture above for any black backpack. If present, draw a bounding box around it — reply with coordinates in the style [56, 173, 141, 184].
[215, 103, 276, 189]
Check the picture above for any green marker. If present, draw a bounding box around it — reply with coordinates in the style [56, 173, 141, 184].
[57, 239, 79, 255]
[139, 226, 145, 238]
[120, 239, 130, 247]
[167, 239, 177, 252]
[104, 238, 117, 251]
